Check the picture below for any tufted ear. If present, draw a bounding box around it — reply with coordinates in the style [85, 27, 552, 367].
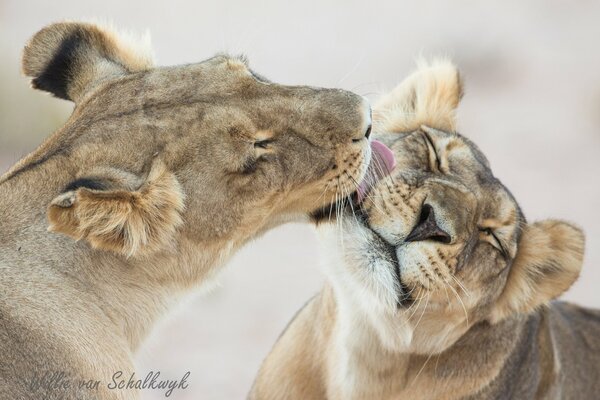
[47, 161, 185, 258]
[489, 220, 585, 323]
[374, 58, 463, 134]
[22, 21, 154, 102]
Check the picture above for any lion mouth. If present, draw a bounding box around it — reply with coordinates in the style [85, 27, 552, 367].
[311, 140, 396, 222]
[311, 140, 410, 306]
[354, 208, 413, 308]
[351, 141, 411, 306]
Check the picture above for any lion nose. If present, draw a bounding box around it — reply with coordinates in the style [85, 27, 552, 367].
[405, 204, 451, 244]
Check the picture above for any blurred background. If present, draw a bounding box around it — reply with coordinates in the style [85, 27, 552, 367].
[1, 1, 599, 398]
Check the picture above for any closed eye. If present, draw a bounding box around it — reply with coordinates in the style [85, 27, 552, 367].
[422, 130, 441, 172]
[254, 139, 273, 149]
[479, 227, 506, 256]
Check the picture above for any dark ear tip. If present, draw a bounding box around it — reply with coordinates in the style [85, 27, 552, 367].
[22, 22, 87, 101]
[22, 22, 78, 75]
[22, 21, 155, 102]
[30, 76, 70, 100]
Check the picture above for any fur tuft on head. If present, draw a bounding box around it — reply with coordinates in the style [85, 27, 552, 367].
[374, 58, 463, 134]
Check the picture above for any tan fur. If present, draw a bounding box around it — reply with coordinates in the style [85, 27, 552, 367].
[48, 160, 185, 257]
[22, 22, 154, 102]
[490, 220, 586, 323]
[373, 58, 463, 134]
[0, 22, 373, 399]
[252, 60, 598, 400]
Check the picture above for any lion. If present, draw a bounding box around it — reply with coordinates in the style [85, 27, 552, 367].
[250, 60, 600, 400]
[0, 22, 375, 399]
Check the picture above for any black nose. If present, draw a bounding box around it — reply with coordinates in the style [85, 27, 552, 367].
[405, 204, 451, 244]
[365, 123, 372, 139]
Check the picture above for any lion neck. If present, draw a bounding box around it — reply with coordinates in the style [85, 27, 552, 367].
[322, 282, 531, 400]
[0, 151, 264, 353]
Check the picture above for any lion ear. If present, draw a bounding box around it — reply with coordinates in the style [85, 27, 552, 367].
[47, 161, 185, 258]
[489, 220, 585, 323]
[374, 58, 463, 134]
[22, 21, 154, 102]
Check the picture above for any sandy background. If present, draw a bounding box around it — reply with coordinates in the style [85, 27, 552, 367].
[1, 1, 599, 399]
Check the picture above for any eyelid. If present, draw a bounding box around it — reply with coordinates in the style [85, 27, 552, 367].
[254, 139, 274, 149]
[479, 227, 507, 256]
[422, 131, 441, 171]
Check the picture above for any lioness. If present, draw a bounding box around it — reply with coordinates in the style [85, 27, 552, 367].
[251, 60, 600, 399]
[0, 22, 376, 399]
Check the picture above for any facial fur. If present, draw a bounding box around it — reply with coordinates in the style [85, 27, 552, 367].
[2, 21, 373, 258]
[250, 60, 592, 400]
[320, 61, 584, 355]
[0, 21, 373, 399]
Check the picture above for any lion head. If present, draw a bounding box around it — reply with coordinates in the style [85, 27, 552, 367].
[317, 59, 585, 354]
[4, 22, 373, 258]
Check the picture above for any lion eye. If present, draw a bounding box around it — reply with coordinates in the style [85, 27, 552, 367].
[480, 227, 493, 235]
[479, 227, 506, 255]
[254, 139, 273, 149]
[422, 131, 441, 172]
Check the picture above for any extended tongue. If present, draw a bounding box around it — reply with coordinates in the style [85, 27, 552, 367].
[356, 140, 396, 203]
[371, 140, 396, 173]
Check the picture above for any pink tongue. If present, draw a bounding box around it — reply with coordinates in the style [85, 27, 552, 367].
[371, 140, 396, 172]
[357, 140, 396, 203]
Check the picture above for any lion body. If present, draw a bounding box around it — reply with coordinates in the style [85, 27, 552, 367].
[252, 288, 600, 400]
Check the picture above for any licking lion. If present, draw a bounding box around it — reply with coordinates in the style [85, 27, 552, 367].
[0, 21, 373, 399]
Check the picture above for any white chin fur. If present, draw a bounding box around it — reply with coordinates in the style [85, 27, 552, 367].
[317, 220, 415, 351]
[317, 218, 469, 354]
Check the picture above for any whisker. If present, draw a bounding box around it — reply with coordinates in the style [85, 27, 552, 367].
[413, 290, 430, 332]
[403, 287, 424, 325]
[337, 53, 366, 86]
[442, 280, 451, 307]
[410, 351, 435, 388]
[448, 273, 471, 298]
[446, 281, 469, 326]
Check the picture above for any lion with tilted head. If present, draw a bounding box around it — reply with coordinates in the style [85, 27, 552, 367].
[251, 60, 600, 400]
